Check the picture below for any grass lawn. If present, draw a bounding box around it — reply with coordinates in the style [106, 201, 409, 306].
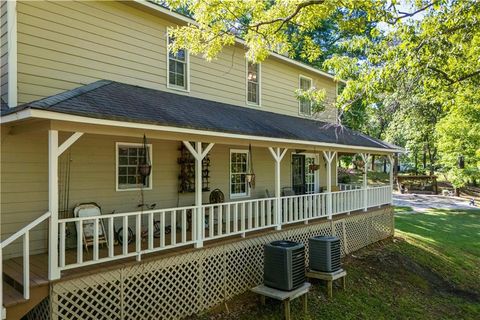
[193, 208, 480, 320]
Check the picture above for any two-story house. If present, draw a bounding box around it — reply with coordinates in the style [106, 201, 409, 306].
[0, 1, 399, 319]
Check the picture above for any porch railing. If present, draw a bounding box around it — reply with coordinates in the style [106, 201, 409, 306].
[54, 186, 392, 271]
[1, 211, 51, 316]
[280, 193, 327, 224]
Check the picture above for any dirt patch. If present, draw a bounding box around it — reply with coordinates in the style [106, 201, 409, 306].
[348, 239, 480, 302]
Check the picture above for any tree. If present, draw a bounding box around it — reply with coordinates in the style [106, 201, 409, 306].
[162, 0, 480, 185]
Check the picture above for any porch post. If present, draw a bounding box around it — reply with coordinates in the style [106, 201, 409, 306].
[183, 141, 214, 248]
[323, 151, 336, 220]
[388, 154, 395, 204]
[48, 130, 60, 280]
[268, 147, 288, 230]
[361, 153, 370, 212]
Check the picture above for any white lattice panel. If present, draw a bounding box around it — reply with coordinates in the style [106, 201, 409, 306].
[49, 208, 393, 320]
[25, 297, 50, 320]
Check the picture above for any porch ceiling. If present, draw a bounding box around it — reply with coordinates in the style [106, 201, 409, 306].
[1, 80, 402, 154]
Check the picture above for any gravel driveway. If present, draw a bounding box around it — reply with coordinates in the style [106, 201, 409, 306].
[393, 193, 476, 212]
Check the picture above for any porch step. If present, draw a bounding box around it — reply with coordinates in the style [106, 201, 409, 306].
[2, 258, 49, 290]
[2, 259, 49, 320]
[2, 282, 26, 308]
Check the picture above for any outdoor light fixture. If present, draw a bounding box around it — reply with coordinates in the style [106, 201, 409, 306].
[138, 134, 152, 182]
[246, 144, 256, 189]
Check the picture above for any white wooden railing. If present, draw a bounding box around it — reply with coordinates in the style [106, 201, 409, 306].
[1, 211, 51, 315]
[57, 206, 197, 270]
[54, 186, 392, 272]
[202, 197, 276, 241]
[338, 183, 362, 191]
[367, 185, 392, 207]
[332, 188, 364, 215]
[280, 193, 327, 224]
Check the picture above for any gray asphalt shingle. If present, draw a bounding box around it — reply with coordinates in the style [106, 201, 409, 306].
[1, 80, 398, 151]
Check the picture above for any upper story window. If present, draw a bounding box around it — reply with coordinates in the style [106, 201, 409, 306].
[167, 34, 189, 91]
[116, 143, 152, 191]
[299, 75, 313, 116]
[247, 62, 260, 106]
[230, 149, 250, 198]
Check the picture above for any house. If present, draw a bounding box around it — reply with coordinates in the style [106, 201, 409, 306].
[0, 1, 400, 319]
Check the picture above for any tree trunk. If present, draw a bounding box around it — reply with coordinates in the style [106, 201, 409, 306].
[383, 158, 387, 173]
[371, 155, 375, 171]
[414, 152, 418, 175]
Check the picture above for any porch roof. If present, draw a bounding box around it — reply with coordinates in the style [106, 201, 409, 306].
[2, 80, 400, 152]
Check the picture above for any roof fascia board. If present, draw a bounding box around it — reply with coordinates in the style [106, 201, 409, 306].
[132, 0, 343, 83]
[4, 109, 401, 153]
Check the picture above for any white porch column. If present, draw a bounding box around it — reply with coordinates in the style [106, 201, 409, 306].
[48, 131, 84, 280]
[361, 153, 370, 212]
[323, 151, 336, 220]
[48, 130, 60, 280]
[183, 141, 214, 248]
[388, 154, 395, 204]
[268, 147, 288, 230]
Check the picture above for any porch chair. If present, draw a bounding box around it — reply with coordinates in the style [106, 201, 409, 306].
[74, 203, 109, 252]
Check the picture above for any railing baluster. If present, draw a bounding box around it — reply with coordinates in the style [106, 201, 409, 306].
[23, 231, 30, 299]
[191, 209, 196, 243]
[208, 207, 214, 238]
[171, 211, 177, 245]
[289, 198, 293, 222]
[182, 209, 187, 243]
[226, 204, 231, 235]
[122, 216, 128, 255]
[108, 217, 114, 258]
[160, 211, 165, 248]
[234, 203, 238, 232]
[261, 200, 265, 227]
[93, 219, 99, 261]
[254, 201, 259, 228]
[248, 202, 252, 230]
[59, 222, 65, 268]
[148, 212, 154, 250]
[241, 203, 245, 232]
[136, 214, 141, 260]
[267, 200, 272, 225]
[218, 205, 223, 236]
[77, 221, 83, 264]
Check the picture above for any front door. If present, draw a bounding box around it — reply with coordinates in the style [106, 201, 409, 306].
[292, 155, 306, 194]
[292, 154, 317, 195]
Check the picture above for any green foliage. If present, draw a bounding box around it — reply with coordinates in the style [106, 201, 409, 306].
[161, 0, 480, 185]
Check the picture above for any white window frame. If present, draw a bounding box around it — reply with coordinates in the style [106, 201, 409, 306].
[166, 30, 190, 92]
[229, 149, 250, 199]
[116, 142, 153, 192]
[246, 60, 261, 107]
[298, 75, 313, 117]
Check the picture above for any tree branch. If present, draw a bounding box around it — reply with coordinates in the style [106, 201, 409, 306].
[387, 1, 438, 25]
[428, 66, 480, 85]
[250, 0, 325, 32]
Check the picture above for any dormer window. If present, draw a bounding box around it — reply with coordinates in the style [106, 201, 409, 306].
[167, 34, 189, 91]
[247, 61, 260, 106]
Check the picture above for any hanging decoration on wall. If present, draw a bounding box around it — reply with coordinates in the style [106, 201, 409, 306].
[138, 134, 152, 184]
[246, 144, 256, 189]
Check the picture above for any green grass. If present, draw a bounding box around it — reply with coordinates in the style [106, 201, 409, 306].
[193, 208, 480, 320]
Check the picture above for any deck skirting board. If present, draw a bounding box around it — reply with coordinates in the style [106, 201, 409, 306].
[27, 207, 394, 320]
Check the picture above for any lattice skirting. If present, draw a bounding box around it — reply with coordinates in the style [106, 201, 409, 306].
[30, 207, 394, 320]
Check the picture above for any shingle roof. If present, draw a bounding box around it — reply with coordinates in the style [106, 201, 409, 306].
[1, 80, 398, 151]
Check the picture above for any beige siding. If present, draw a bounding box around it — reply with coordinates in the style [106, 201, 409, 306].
[16, 0, 337, 121]
[1, 0, 7, 103]
[1, 131, 336, 258]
